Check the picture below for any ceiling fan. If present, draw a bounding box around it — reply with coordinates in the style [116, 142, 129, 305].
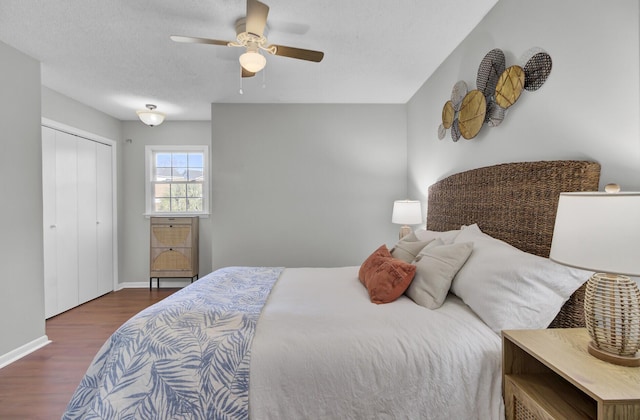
[170, 0, 324, 78]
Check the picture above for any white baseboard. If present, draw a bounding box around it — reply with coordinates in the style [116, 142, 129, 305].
[0, 335, 51, 369]
[117, 280, 192, 290]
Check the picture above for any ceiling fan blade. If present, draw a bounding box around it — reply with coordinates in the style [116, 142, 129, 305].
[246, 0, 269, 37]
[242, 67, 256, 78]
[269, 45, 324, 62]
[170, 35, 230, 46]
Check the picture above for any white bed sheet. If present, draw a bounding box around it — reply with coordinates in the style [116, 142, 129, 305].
[249, 266, 504, 419]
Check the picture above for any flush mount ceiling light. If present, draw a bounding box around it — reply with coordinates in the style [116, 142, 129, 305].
[136, 104, 166, 127]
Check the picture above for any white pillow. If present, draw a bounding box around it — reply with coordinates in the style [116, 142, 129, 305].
[405, 242, 473, 309]
[390, 232, 433, 263]
[451, 224, 592, 334]
[414, 228, 461, 245]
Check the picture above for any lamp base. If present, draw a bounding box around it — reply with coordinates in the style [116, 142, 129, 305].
[587, 341, 640, 367]
[398, 225, 412, 239]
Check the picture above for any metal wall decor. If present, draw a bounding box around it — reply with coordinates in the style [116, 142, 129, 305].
[458, 90, 486, 139]
[440, 80, 468, 142]
[494, 65, 525, 109]
[438, 47, 552, 142]
[521, 48, 553, 91]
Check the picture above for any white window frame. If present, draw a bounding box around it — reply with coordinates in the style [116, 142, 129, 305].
[144, 145, 210, 217]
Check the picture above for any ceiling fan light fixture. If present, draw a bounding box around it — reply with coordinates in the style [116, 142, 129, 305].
[239, 50, 266, 73]
[136, 104, 166, 127]
[171, 0, 324, 77]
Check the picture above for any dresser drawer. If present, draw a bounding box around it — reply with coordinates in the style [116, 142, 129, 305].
[150, 217, 194, 225]
[151, 225, 193, 247]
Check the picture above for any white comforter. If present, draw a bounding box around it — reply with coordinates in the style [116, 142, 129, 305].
[250, 266, 504, 420]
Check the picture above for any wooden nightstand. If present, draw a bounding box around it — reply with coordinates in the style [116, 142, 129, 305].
[502, 328, 640, 420]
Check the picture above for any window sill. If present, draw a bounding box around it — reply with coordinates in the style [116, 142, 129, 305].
[143, 212, 210, 219]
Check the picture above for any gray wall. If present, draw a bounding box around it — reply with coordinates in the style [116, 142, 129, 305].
[120, 121, 213, 284]
[407, 0, 640, 206]
[117, 104, 407, 281]
[210, 104, 407, 269]
[0, 41, 45, 356]
[41, 87, 122, 141]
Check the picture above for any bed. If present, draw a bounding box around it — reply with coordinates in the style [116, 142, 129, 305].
[63, 160, 600, 420]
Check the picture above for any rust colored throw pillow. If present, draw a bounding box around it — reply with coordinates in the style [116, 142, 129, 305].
[359, 245, 417, 304]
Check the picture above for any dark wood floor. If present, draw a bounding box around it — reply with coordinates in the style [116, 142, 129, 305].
[0, 288, 178, 420]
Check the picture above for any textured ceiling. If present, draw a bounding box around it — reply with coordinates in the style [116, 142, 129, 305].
[0, 0, 497, 121]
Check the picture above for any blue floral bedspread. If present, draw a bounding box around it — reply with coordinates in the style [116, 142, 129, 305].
[62, 266, 284, 420]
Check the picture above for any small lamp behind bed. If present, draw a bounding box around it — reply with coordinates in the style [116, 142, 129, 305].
[550, 187, 640, 367]
[392, 200, 422, 239]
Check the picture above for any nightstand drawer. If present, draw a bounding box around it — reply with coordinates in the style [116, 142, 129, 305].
[505, 374, 595, 420]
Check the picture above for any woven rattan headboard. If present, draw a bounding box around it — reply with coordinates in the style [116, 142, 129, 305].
[426, 160, 601, 258]
[426, 160, 601, 329]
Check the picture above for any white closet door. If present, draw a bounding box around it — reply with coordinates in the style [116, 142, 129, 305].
[42, 124, 115, 318]
[96, 142, 113, 295]
[42, 127, 58, 318]
[54, 131, 80, 314]
[77, 139, 98, 304]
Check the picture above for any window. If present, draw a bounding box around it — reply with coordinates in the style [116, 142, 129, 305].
[145, 145, 209, 216]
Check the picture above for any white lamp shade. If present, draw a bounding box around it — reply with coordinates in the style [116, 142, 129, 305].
[239, 51, 266, 73]
[550, 192, 640, 276]
[392, 200, 423, 225]
[136, 106, 166, 127]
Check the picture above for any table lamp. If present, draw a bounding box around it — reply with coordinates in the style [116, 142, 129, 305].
[392, 200, 422, 239]
[550, 189, 640, 366]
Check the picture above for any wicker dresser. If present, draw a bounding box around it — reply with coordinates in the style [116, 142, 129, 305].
[503, 329, 640, 420]
[150, 216, 199, 289]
